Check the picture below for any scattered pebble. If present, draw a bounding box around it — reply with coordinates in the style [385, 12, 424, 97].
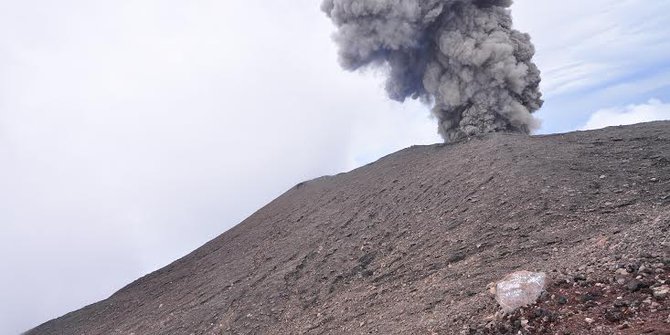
[652, 285, 669, 299]
[626, 280, 645, 292]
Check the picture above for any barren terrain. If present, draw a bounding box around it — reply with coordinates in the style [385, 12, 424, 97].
[27, 122, 670, 334]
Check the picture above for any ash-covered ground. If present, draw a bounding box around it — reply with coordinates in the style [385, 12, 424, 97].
[28, 122, 670, 335]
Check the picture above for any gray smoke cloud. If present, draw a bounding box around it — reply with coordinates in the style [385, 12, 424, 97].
[322, 0, 543, 142]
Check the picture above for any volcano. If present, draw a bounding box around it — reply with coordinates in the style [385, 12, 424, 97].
[27, 122, 670, 334]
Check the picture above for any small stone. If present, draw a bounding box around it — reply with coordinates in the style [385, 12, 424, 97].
[599, 175, 607, 179]
[626, 280, 646, 292]
[605, 309, 623, 322]
[585, 317, 595, 324]
[666, 314, 670, 323]
[626, 262, 640, 273]
[581, 292, 598, 303]
[614, 300, 629, 308]
[487, 282, 497, 295]
[652, 285, 669, 299]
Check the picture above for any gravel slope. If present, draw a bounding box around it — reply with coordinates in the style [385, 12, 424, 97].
[27, 122, 670, 335]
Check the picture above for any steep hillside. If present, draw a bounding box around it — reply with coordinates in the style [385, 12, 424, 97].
[28, 122, 670, 334]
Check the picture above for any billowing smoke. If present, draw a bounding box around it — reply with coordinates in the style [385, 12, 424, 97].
[322, 0, 543, 142]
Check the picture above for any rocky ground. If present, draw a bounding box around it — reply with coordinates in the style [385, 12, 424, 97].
[474, 254, 669, 334]
[27, 122, 670, 335]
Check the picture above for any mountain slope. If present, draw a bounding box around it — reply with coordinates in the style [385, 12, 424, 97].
[28, 122, 670, 334]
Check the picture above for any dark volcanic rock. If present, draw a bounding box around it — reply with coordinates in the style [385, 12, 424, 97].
[27, 122, 670, 335]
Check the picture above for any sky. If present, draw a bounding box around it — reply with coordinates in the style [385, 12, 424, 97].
[1, 1, 670, 334]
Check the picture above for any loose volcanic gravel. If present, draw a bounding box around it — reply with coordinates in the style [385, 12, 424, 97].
[27, 122, 670, 335]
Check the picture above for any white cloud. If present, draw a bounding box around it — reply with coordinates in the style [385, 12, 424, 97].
[513, 0, 670, 99]
[582, 99, 670, 130]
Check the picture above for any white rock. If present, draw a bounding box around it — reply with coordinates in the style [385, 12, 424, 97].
[653, 285, 669, 299]
[494, 271, 546, 312]
[615, 268, 628, 275]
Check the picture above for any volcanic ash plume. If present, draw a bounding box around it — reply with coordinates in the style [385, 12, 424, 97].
[322, 0, 543, 142]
